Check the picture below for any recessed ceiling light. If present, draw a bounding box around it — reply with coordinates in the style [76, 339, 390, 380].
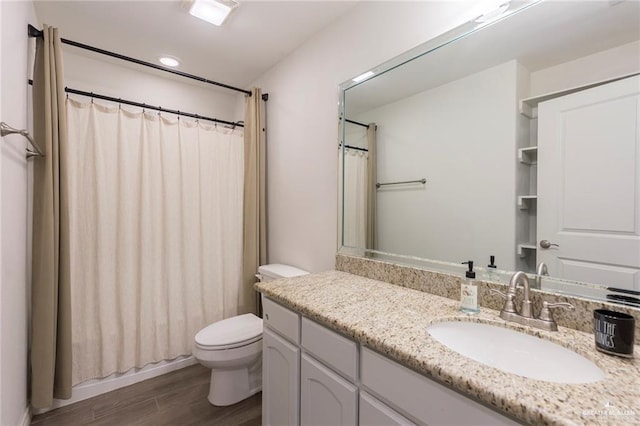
[159, 56, 181, 67]
[475, 1, 511, 23]
[352, 71, 374, 83]
[189, 0, 239, 26]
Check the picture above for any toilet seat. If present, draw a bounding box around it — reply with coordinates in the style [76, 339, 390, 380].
[195, 313, 263, 350]
[195, 335, 262, 351]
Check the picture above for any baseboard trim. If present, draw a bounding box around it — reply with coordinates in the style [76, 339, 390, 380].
[19, 406, 31, 426]
[33, 356, 197, 414]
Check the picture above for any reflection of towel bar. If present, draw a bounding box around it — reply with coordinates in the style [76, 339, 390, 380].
[376, 178, 426, 189]
[0, 122, 45, 158]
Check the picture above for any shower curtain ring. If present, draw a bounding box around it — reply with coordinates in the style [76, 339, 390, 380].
[90, 92, 94, 104]
[118, 98, 122, 110]
[158, 106, 162, 116]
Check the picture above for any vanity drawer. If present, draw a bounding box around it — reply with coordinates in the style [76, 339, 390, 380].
[360, 391, 415, 426]
[262, 297, 300, 344]
[301, 317, 358, 381]
[361, 347, 518, 426]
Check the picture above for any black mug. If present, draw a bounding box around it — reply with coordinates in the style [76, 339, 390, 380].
[593, 309, 635, 358]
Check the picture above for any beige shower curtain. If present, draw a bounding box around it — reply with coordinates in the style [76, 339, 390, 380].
[30, 24, 73, 408]
[66, 99, 244, 383]
[365, 124, 377, 250]
[243, 88, 267, 314]
[339, 148, 368, 248]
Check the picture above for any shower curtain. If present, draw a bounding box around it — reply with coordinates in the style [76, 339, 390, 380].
[31, 24, 72, 408]
[66, 99, 244, 383]
[339, 148, 368, 248]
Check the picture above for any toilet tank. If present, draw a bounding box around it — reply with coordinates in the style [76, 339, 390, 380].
[256, 264, 308, 318]
[257, 264, 309, 282]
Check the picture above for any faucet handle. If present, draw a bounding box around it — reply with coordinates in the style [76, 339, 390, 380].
[489, 288, 517, 313]
[538, 301, 574, 322]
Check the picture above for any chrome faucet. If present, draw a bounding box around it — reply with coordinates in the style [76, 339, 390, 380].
[491, 271, 574, 331]
[511, 271, 533, 318]
[534, 262, 549, 289]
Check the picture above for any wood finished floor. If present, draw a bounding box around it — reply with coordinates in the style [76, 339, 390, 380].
[31, 365, 261, 426]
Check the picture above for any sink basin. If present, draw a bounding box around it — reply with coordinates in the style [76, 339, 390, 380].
[427, 321, 605, 384]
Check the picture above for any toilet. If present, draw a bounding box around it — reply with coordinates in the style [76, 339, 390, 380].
[193, 263, 309, 406]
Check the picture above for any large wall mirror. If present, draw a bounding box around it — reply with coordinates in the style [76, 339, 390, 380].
[338, 0, 640, 306]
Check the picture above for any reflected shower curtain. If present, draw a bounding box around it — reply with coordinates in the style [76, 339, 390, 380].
[365, 124, 377, 250]
[339, 148, 368, 248]
[66, 99, 244, 383]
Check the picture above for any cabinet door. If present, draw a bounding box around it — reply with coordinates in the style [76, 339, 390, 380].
[301, 353, 357, 426]
[262, 327, 300, 426]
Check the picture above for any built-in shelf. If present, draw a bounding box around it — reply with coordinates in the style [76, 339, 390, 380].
[519, 72, 639, 119]
[517, 242, 537, 258]
[517, 195, 537, 210]
[518, 146, 538, 165]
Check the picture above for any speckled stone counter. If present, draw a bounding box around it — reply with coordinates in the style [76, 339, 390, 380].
[256, 271, 640, 426]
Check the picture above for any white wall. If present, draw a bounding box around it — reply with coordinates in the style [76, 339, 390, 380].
[1, 1, 38, 425]
[354, 61, 521, 270]
[530, 40, 640, 97]
[63, 49, 243, 123]
[252, 1, 495, 272]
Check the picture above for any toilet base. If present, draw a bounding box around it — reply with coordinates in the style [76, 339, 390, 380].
[208, 356, 262, 406]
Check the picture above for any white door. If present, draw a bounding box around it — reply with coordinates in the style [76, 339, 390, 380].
[537, 75, 640, 291]
[300, 353, 357, 426]
[262, 327, 300, 426]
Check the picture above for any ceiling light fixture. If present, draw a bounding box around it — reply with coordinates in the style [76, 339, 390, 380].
[159, 56, 181, 67]
[188, 0, 239, 26]
[352, 71, 374, 83]
[475, 1, 512, 24]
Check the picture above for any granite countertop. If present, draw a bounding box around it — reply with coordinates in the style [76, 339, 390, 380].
[255, 270, 640, 426]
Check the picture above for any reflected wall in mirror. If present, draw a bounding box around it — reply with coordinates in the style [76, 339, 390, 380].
[339, 0, 640, 305]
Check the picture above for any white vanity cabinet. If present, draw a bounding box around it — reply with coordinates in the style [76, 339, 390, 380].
[299, 317, 359, 424]
[262, 299, 301, 426]
[261, 297, 518, 426]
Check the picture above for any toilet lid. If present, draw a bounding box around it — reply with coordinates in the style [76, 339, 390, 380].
[195, 313, 263, 349]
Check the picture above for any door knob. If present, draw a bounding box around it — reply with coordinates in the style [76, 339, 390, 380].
[539, 240, 559, 249]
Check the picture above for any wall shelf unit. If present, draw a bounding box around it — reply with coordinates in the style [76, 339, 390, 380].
[517, 195, 537, 210]
[517, 242, 537, 258]
[518, 146, 537, 165]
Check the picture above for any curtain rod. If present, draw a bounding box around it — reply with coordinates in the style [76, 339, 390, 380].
[64, 87, 243, 128]
[339, 143, 368, 152]
[28, 24, 254, 97]
[345, 119, 369, 128]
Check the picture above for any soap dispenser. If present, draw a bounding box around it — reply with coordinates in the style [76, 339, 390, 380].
[487, 255, 498, 282]
[460, 261, 480, 314]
